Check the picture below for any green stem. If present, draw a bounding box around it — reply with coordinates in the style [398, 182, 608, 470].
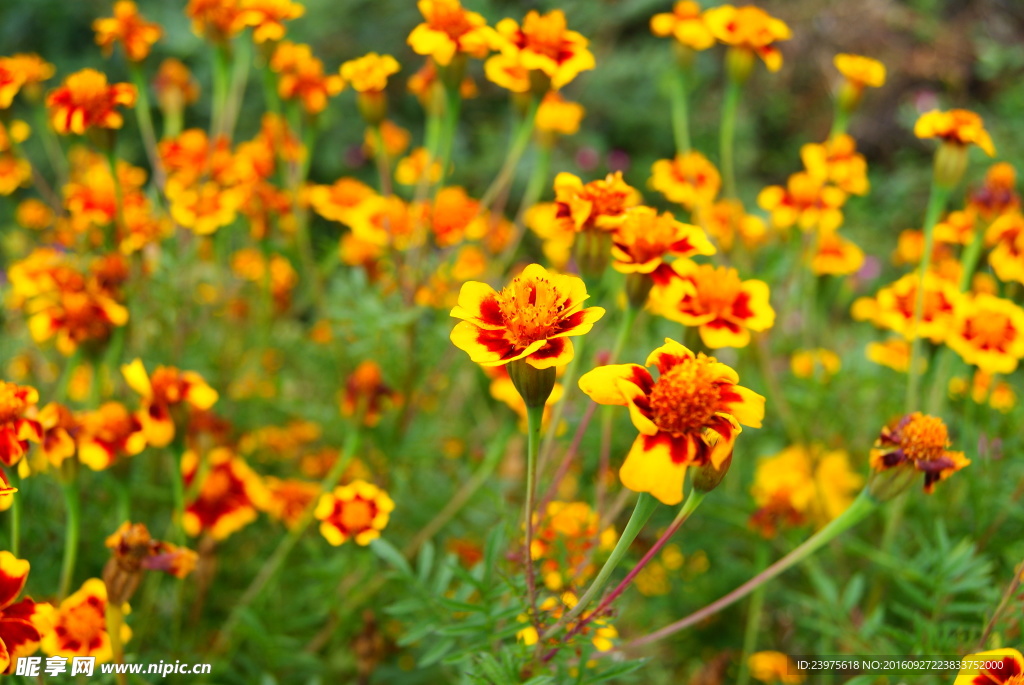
[222, 38, 251, 142]
[168, 442, 186, 544]
[829, 106, 850, 139]
[34, 104, 68, 187]
[59, 462, 81, 600]
[479, 97, 541, 212]
[541, 493, 659, 640]
[129, 63, 164, 188]
[211, 44, 232, 139]
[736, 544, 770, 685]
[524, 405, 544, 626]
[669, 66, 692, 155]
[372, 125, 394, 197]
[904, 184, 951, 413]
[626, 490, 877, 649]
[105, 147, 126, 251]
[436, 83, 463, 188]
[719, 78, 742, 200]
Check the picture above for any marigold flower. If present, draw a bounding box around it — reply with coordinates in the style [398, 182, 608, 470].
[395, 147, 443, 187]
[703, 4, 791, 74]
[270, 41, 344, 114]
[16, 198, 53, 230]
[307, 177, 375, 224]
[47, 69, 137, 136]
[153, 58, 200, 113]
[122, 359, 219, 447]
[186, 0, 243, 41]
[42, 578, 129, 663]
[482, 51, 530, 93]
[758, 172, 847, 233]
[345, 194, 426, 251]
[26, 273, 129, 356]
[649, 261, 775, 349]
[530, 501, 615, 591]
[450, 263, 605, 369]
[869, 412, 968, 495]
[236, 0, 305, 43]
[0, 54, 55, 107]
[77, 402, 147, 471]
[363, 120, 410, 159]
[492, 10, 595, 91]
[650, 1, 715, 51]
[33, 402, 77, 469]
[339, 361, 398, 427]
[970, 162, 1019, 220]
[950, 370, 1017, 413]
[869, 272, 961, 343]
[182, 447, 268, 539]
[261, 477, 320, 528]
[525, 203, 575, 268]
[517, 592, 617, 652]
[104, 522, 197, 604]
[421, 186, 486, 247]
[800, 134, 869, 196]
[0, 552, 52, 674]
[0, 382, 43, 468]
[407, 0, 498, 67]
[316, 480, 394, 546]
[985, 212, 1024, 284]
[165, 178, 245, 235]
[611, 206, 715, 281]
[946, 293, 1024, 374]
[789, 348, 840, 380]
[553, 171, 642, 233]
[748, 651, 805, 684]
[231, 248, 298, 311]
[953, 648, 1023, 684]
[810, 229, 864, 276]
[0, 120, 30, 194]
[407, 59, 477, 108]
[578, 338, 765, 505]
[695, 198, 768, 252]
[341, 53, 400, 94]
[535, 91, 584, 139]
[866, 338, 926, 374]
[934, 209, 977, 245]
[914, 109, 995, 157]
[650, 151, 721, 210]
[93, 1, 163, 62]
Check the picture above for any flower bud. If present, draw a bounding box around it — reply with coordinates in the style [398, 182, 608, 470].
[357, 92, 387, 127]
[725, 46, 755, 85]
[933, 142, 968, 190]
[692, 448, 732, 493]
[507, 358, 556, 409]
[573, 230, 612, 281]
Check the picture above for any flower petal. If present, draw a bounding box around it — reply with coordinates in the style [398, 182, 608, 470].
[645, 337, 695, 374]
[578, 364, 652, 406]
[619, 433, 691, 505]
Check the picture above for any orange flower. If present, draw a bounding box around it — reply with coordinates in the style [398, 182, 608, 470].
[153, 58, 200, 112]
[25, 269, 129, 356]
[553, 171, 642, 233]
[34, 402, 78, 469]
[969, 162, 1019, 220]
[611, 206, 715, 279]
[650, 152, 721, 210]
[395, 147, 442, 187]
[307, 177, 375, 224]
[800, 134, 869, 196]
[450, 264, 605, 369]
[42, 578, 129, 662]
[757, 171, 846, 233]
[421, 186, 487, 247]
[914, 109, 995, 157]
[531, 501, 615, 591]
[16, 198, 53, 230]
[270, 41, 344, 114]
[866, 338, 925, 374]
[833, 54, 886, 89]
[946, 293, 1024, 375]
[0, 552, 52, 674]
[810, 230, 864, 276]
[47, 69, 137, 136]
[185, 0, 243, 41]
[934, 209, 977, 245]
[985, 211, 1024, 284]
[339, 361, 398, 427]
[491, 10, 595, 90]
[869, 413, 969, 494]
[262, 478, 321, 528]
[0, 120, 31, 195]
[236, 0, 305, 43]
[650, 261, 775, 349]
[703, 4, 791, 73]
[695, 198, 768, 252]
[870, 272, 961, 343]
[341, 53, 400, 94]
[121, 359, 219, 447]
[650, 1, 715, 51]
[93, 1, 163, 62]
[407, 0, 498, 67]
[77, 402, 147, 471]
[182, 447, 268, 540]
[535, 91, 584, 138]
[953, 648, 1024, 685]
[363, 119, 410, 159]
[316, 480, 395, 546]
[0, 382, 43, 468]
[0, 54, 55, 107]
[578, 338, 764, 505]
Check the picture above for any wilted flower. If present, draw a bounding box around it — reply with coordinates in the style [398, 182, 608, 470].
[42, 578, 130, 663]
[104, 522, 197, 603]
[47, 69, 137, 136]
[869, 413, 969, 496]
[316, 480, 395, 546]
[578, 338, 765, 505]
[93, 1, 163, 62]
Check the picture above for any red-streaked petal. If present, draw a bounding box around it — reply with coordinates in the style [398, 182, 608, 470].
[718, 385, 765, 428]
[0, 552, 29, 610]
[526, 338, 574, 369]
[578, 364, 653, 406]
[619, 433, 691, 505]
[645, 338, 696, 374]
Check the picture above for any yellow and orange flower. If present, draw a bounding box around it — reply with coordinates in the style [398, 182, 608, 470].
[363, 119, 410, 159]
[531, 501, 615, 591]
[914, 109, 995, 157]
[552, 171, 642, 233]
[307, 176, 375, 225]
[758, 172, 847, 233]
[270, 41, 344, 114]
[869, 413, 969, 494]
[25, 272, 129, 356]
[182, 447, 268, 540]
[748, 651, 805, 684]
[316, 480, 395, 546]
[579, 339, 764, 505]
[868, 272, 961, 343]
[611, 206, 715, 280]
[833, 54, 886, 90]
[953, 648, 1024, 685]
[535, 91, 584, 139]
[789, 348, 841, 381]
[421, 185, 486, 247]
[703, 4, 791, 73]
[185, 0, 243, 42]
[47, 69, 137, 136]
[0, 54, 55, 107]
[650, 261, 775, 349]
[407, 0, 498, 67]
[395, 147, 442, 187]
[0, 382, 42, 468]
[491, 10, 595, 91]
[695, 198, 769, 252]
[236, 0, 305, 43]
[650, 152, 721, 210]
[517, 591, 617, 652]
[949, 370, 1017, 413]
[121, 359, 219, 447]
[34, 402, 78, 469]
[153, 58, 200, 113]
[339, 361, 398, 427]
[985, 211, 1024, 284]
[650, 1, 715, 51]
[341, 53, 400, 94]
[93, 1, 163, 62]
[42, 578, 129, 663]
[800, 134, 869, 196]
[866, 338, 925, 374]
[946, 293, 1024, 375]
[969, 162, 1019, 220]
[934, 209, 977, 245]
[261, 477, 321, 529]
[76, 402, 147, 471]
[450, 264, 605, 369]
[0, 552, 51, 674]
[0, 120, 30, 196]
[810, 229, 864, 276]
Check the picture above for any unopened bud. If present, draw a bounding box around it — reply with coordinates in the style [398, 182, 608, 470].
[507, 358, 556, 409]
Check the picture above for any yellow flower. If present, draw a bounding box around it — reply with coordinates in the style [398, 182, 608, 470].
[789, 348, 840, 380]
[650, 151, 721, 210]
[578, 338, 765, 505]
[270, 41, 345, 114]
[985, 211, 1024, 284]
[491, 10, 595, 91]
[950, 370, 1017, 413]
[450, 263, 605, 369]
[236, 0, 305, 43]
[315, 480, 395, 546]
[650, 2, 715, 51]
[363, 119, 410, 159]
[77, 401, 147, 471]
[535, 91, 584, 138]
[185, 0, 243, 42]
[953, 648, 1024, 684]
[757, 171, 846, 233]
[517, 592, 617, 652]
[695, 198, 768, 252]
[611, 206, 715, 279]
[946, 293, 1024, 374]
[869, 272, 961, 343]
[553, 171, 642, 233]
[0, 54, 55, 108]
[748, 651, 805, 684]
[46, 69, 137, 135]
[969, 162, 1019, 220]
[914, 109, 995, 157]
[341, 53, 400, 94]
[407, 0, 498, 67]
[703, 4, 791, 73]
[41, 578, 130, 663]
[0, 382, 42, 469]
[0, 552, 51, 672]
[869, 413, 969, 494]
[395, 147, 442, 186]
[833, 53, 886, 89]
[934, 209, 977, 245]
[530, 501, 615, 591]
[121, 359, 219, 447]
[866, 338, 926, 374]
[800, 134, 869, 196]
[810, 229, 864, 276]
[93, 1, 163, 62]
[649, 261, 775, 349]
[526, 203, 575, 269]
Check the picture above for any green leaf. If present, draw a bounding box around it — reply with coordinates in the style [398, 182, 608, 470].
[370, 538, 412, 576]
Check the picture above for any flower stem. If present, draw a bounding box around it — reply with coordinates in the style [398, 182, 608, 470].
[372, 125, 394, 197]
[211, 44, 232, 140]
[829, 106, 850, 139]
[105, 147, 126, 251]
[541, 493, 659, 640]
[129, 62, 164, 188]
[106, 602, 129, 685]
[735, 544, 770, 685]
[719, 78, 742, 200]
[59, 461, 81, 600]
[524, 404, 544, 627]
[168, 442, 186, 544]
[437, 82, 463, 188]
[480, 97, 540, 212]
[904, 183, 951, 413]
[626, 489, 877, 650]
[669, 66, 692, 155]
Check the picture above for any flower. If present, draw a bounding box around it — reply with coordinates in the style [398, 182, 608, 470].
[866, 338, 925, 374]
[363, 119, 410, 159]
[262, 478, 321, 528]
[650, 2, 715, 51]
[270, 41, 344, 114]
[77, 402, 147, 471]
[650, 152, 721, 210]
[121, 359, 219, 447]
[307, 176, 375, 224]
[104, 522, 197, 605]
[491, 10, 595, 91]
[578, 338, 765, 505]
[0, 54, 55, 107]
[517, 592, 617, 652]
[395, 147, 442, 187]
[611, 206, 715, 280]
[25, 268, 130, 356]
[970, 162, 1019, 220]
[695, 198, 768, 252]
[35, 402, 78, 468]
[0, 552, 52, 674]
[407, 0, 498, 67]
[315, 480, 395, 546]
[789, 348, 841, 380]
[953, 649, 1024, 684]
[950, 370, 1017, 413]
[339, 361, 398, 427]
[869, 413, 969, 494]
[93, 1, 163, 62]
[946, 293, 1024, 374]
[236, 0, 305, 43]
[185, 0, 243, 41]
[0, 381, 42, 468]
[934, 209, 977, 245]
[810, 230, 864, 276]
[182, 447, 268, 540]
[421, 186, 486, 247]
[552, 171, 642, 233]
[800, 134, 869, 196]
[757, 172, 847, 233]
[450, 263, 605, 369]
[833, 53, 885, 102]
[748, 651, 805, 684]
[341, 53, 400, 94]
[703, 4, 791, 73]
[535, 91, 584, 139]
[985, 212, 1024, 284]
[914, 109, 995, 157]
[531, 501, 615, 591]
[47, 69, 137, 135]
[153, 58, 200, 113]
[868, 272, 961, 343]
[42, 578, 129, 663]
[649, 261, 775, 349]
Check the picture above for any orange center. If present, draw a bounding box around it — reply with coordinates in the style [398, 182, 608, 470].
[521, 12, 569, 61]
[429, 1, 475, 40]
[62, 598, 105, 645]
[691, 265, 742, 316]
[965, 311, 1015, 351]
[648, 356, 722, 434]
[340, 498, 373, 531]
[619, 211, 677, 262]
[495, 276, 565, 347]
[899, 414, 949, 463]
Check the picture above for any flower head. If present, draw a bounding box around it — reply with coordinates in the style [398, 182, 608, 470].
[970, 162, 1019, 220]
[867, 272, 961, 343]
[47, 69, 137, 136]
[153, 58, 200, 114]
[182, 447, 268, 540]
[103, 522, 197, 604]
[800, 134, 869, 196]
[833, 53, 885, 106]
[611, 206, 715, 280]
[914, 109, 995, 156]
[650, 152, 721, 210]
[236, 0, 305, 43]
[0, 54, 55, 107]
[953, 648, 1024, 684]
[450, 264, 605, 369]
[748, 651, 805, 684]
[341, 53, 400, 94]
[946, 293, 1024, 374]
[703, 4, 791, 73]
[578, 338, 765, 505]
[186, 0, 243, 42]
[492, 10, 595, 91]
[696, 198, 768, 252]
[535, 91, 584, 140]
[650, 2, 715, 51]
[0, 381, 42, 468]
[0, 552, 52, 674]
[553, 171, 642, 233]
[531, 501, 615, 591]
[315, 480, 394, 546]
[270, 41, 344, 114]
[517, 592, 617, 652]
[77, 402, 147, 471]
[42, 578, 129, 662]
[339, 361, 398, 427]
[869, 412, 969, 495]
[121, 359, 219, 447]
[757, 171, 847, 233]
[985, 212, 1024, 284]
[93, 1, 163, 62]
[262, 477, 321, 528]
[407, 0, 498, 67]
[811, 230, 864, 276]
